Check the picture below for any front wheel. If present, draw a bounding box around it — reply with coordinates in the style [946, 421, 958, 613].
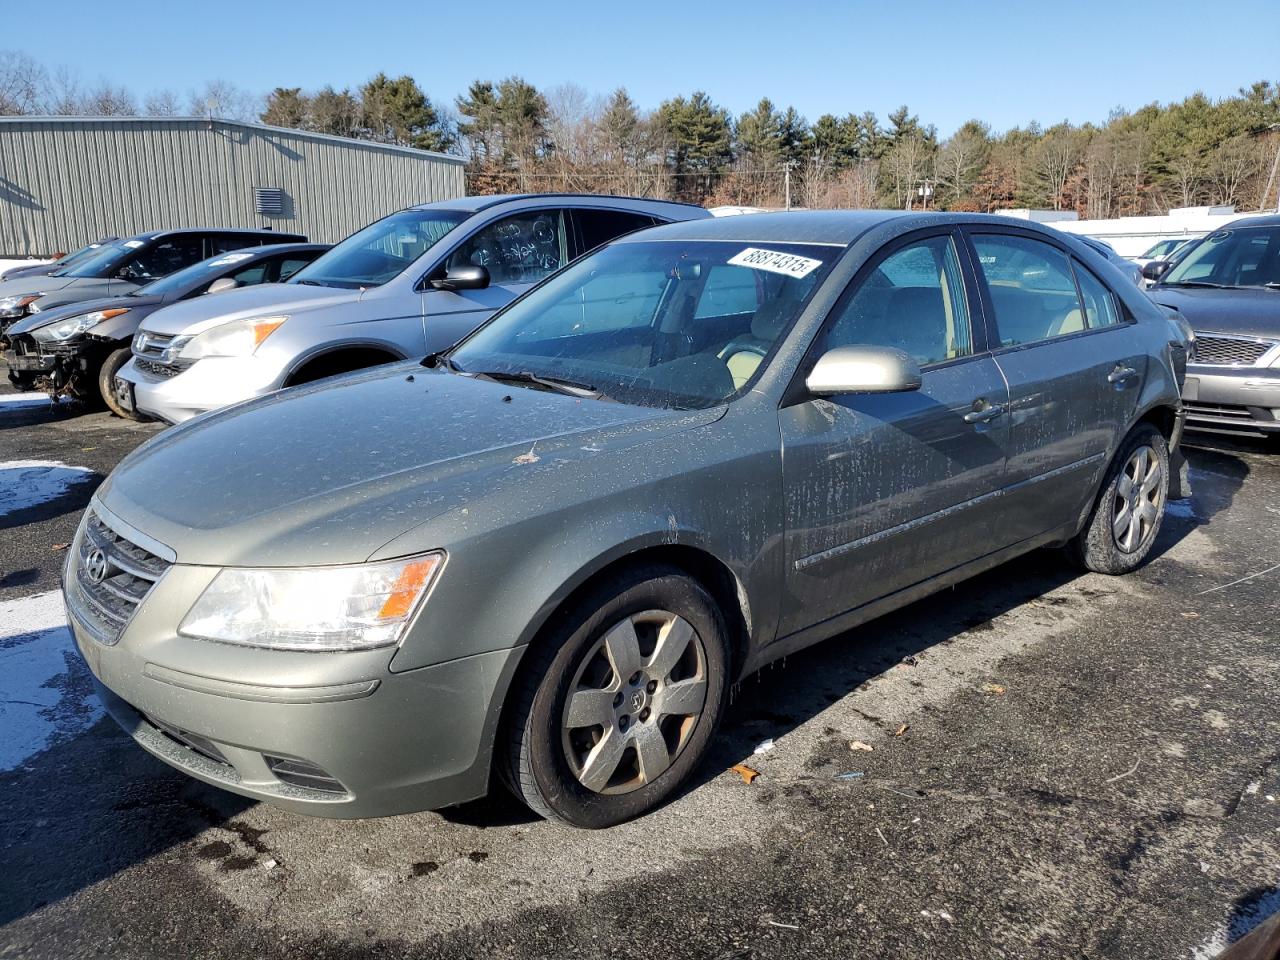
[99, 347, 143, 420]
[502, 565, 730, 828]
[1068, 423, 1169, 574]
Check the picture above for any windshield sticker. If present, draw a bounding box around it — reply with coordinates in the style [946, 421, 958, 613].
[123, 240, 145, 249]
[208, 253, 254, 267]
[727, 247, 823, 278]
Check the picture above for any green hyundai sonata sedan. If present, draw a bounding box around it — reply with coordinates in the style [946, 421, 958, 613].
[64, 211, 1189, 827]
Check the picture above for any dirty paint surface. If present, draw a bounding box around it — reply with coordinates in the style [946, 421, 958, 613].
[0, 392, 1277, 959]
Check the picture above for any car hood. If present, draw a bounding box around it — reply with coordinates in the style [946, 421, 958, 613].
[8, 293, 162, 334]
[96, 365, 723, 567]
[0, 275, 77, 298]
[1149, 286, 1280, 340]
[140, 282, 359, 336]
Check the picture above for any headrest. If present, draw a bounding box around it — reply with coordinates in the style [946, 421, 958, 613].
[750, 299, 790, 340]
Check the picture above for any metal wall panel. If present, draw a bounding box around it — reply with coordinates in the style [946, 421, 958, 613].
[0, 118, 466, 255]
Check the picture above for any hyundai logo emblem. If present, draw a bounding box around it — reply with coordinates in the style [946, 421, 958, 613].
[84, 548, 110, 584]
[630, 690, 645, 711]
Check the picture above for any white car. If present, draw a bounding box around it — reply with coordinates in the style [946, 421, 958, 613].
[1130, 238, 1196, 269]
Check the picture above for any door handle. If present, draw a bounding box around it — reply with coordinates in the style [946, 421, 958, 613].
[1107, 365, 1139, 384]
[964, 401, 1005, 424]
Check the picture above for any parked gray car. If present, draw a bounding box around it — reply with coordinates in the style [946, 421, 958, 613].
[1146, 215, 1280, 439]
[65, 211, 1188, 827]
[116, 194, 708, 423]
[0, 237, 118, 282]
[0, 228, 304, 330]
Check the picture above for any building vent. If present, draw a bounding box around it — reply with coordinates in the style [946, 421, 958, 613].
[255, 187, 285, 215]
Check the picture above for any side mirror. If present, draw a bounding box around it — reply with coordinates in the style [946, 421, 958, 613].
[206, 277, 240, 295]
[806, 345, 922, 397]
[430, 264, 490, 292]
[1142, 261, 1171, 282]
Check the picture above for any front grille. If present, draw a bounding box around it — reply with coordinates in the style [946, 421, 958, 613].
[67, 509, 171, 645]
[265, 755, 347, 794]
[1184, 401, 1257, 421]
[1192, 334, 1275, 366]
[145, 715, 231, 766]
[134, 357, 183, 379]
[133, 330, 176, 358]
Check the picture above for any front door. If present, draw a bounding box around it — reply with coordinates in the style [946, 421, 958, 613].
[966, 231, 1147, 546]
[778, 232, 1009, 637]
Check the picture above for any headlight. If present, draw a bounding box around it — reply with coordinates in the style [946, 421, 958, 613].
[178, 552, 445, 651]
[177, 315, 288, 360]
[32, 308, 129, 342]
[0, 294, 42, 318]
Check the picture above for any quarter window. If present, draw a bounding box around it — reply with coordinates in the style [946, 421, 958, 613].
[1073, 261, 1122, 328]
[972, 235, 1083, 346]
[447, 210, 568, 286]
[822, 235, 973, 367]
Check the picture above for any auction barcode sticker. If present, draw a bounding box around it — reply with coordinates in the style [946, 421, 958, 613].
[727, 247, 823, 278]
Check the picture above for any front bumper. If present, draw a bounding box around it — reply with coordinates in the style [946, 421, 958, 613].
[1182, 364, 1280, 436]
[64, 510, 522, 818]
[124, 354, 285, 424]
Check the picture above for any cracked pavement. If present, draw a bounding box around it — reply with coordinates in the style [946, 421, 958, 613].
[0, 392, 1277, 959]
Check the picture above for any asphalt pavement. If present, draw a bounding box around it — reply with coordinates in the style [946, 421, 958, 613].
[0, 387, 1277, 960]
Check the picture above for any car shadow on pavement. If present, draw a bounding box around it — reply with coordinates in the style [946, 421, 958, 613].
[0, 466, 103, 531]
[0, 719, 253, 927]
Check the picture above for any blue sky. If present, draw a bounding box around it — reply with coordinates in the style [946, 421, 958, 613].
[9, 0, 1278, 136]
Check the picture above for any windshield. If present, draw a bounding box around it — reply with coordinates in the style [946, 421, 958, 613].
[1162, 227, 1280, 287]
[131, 250, 257, 298]
[55, 240, 136, 278]
[449, 239, 837, 410]
[289, 209, 468, 289]
[49, 241, 111, 271]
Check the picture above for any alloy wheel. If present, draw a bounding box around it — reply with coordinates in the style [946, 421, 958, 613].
[560, 610, 708, 795]
[1112, 444, 1163, 553]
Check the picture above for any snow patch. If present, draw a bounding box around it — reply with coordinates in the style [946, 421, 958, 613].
[0, 392, 53, 410]
[0, 590, 102, 772]
[1165, 499, 1199, 520]
[0, 459, 94, 518]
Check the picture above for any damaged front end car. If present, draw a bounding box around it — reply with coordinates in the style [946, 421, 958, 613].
[4, 303, 135, 408]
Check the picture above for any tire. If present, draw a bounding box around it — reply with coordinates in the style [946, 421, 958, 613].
[1068, 423, 1169, 575]
[502, 564, 730, 828]
[99, 347, 143, 420]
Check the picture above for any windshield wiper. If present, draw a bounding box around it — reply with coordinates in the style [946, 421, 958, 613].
[1162, 280, 1225, 288]
[420, 350, 459, 372]
[293, 278, 327, 287]
[467, 369, 610, 401]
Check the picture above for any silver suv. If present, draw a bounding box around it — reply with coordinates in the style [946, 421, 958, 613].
[115, 194, 708, 422]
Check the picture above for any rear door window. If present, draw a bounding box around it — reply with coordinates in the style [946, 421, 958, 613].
[972, 234, 1085, 346]
[1072, 261, 1122, 328]
[573, 209, 658, 256]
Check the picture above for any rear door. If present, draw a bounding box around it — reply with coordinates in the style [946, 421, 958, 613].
[421, 208, 570, 353]
[778, 230, 1010, 635]
[965, 229, 1148, 546]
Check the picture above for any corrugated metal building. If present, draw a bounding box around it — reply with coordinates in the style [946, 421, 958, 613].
[0, 116, 466, 256]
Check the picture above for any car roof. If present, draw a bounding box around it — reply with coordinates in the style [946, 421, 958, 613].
[229, 242, 330, 256]
[407, 193, 708, 218]
[125, 227, 307, 242]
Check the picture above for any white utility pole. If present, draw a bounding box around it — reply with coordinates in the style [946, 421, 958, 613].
[783, 160, 799, 211]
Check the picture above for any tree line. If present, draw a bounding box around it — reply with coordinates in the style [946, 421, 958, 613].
[4, 49, 1279, 216]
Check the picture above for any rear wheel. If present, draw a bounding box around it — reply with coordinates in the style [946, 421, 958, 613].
[502, 565, 730, 828]
[99, 347, 143, 420]
[1068, 423, 1169, 574]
